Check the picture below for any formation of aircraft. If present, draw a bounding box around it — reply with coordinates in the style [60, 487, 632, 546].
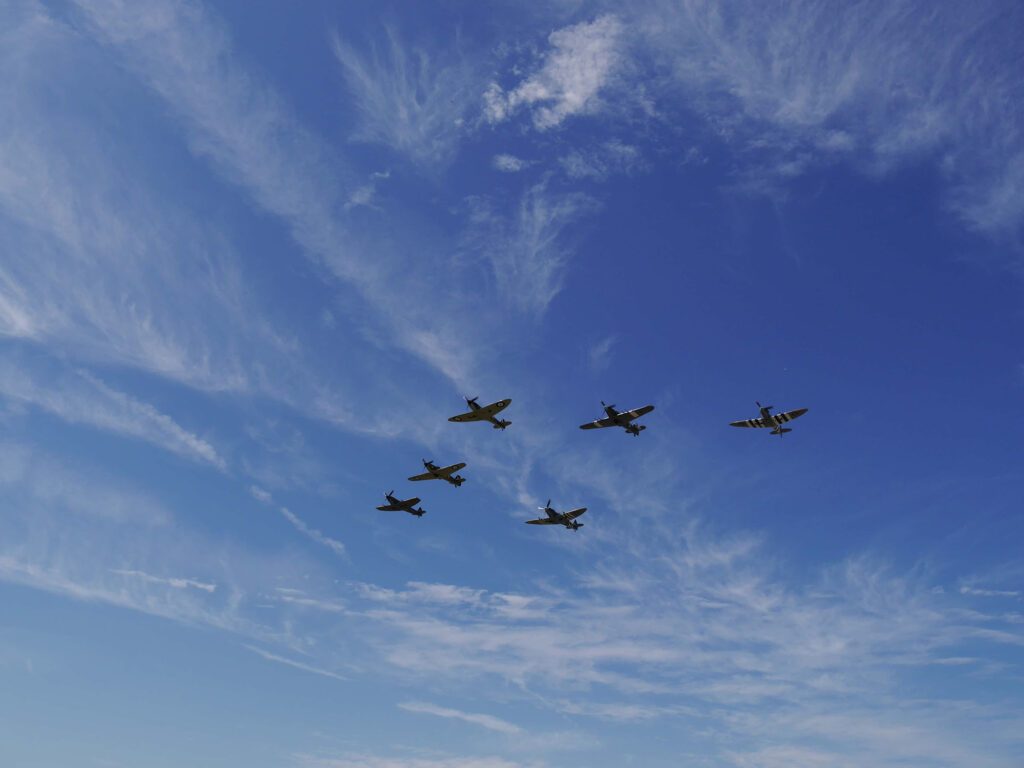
[408, 459, 467, 487]
[730, 402, 809, 436]
[448, 396, 512, 430]
[374, 395, 809, 529]
[524, 499, 587, 531]
[579, 401, 655, 436]
[376, 491, 426, 517]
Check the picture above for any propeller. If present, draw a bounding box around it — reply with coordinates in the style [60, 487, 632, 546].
[538, 498, 552, 511]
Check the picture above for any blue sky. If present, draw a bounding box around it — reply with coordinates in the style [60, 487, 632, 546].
[2, 1, 1024, 766]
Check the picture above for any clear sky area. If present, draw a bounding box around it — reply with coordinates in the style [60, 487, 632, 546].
[2, 1, 1024, 766]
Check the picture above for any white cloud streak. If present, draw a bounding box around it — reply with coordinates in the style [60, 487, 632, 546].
[245, 645, 347, 682]
[110, 568, 216, 593]
[280, 507, 346, 558]
[293, 754, 527, 768]
[0, 360, 226, 470]
[398, 702, 521, 734]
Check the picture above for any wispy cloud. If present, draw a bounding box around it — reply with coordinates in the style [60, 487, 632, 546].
[110, 568, 216, 593]
[245, 645, 347, 682]
[485, 15, 624, 131]
[70, 0, 482, 387]
[346, 170, 391, 211]
[960, 586, 1021, 598]
[0, 442, 170, 526]
[332, 27, 475, 167]
[398, 702, 521, 734]
[249, 485, 273, 504]
[0, 5, 285, 392]
[492, 154, 528, 173]
[280, 507, 346, 558]
[560, 140, 645, 180]
[630, 0, 1024, 235]
[463, 181, 598, 314]
[586, 335, 617, 371]
[0, 359, 226, 470]
[293, 754, 528, 768]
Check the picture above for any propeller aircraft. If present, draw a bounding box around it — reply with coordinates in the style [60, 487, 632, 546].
[730, 401, 808, 435]
[448, 396, 512, 430]
[408, 459, 467, 487]
[579, 401, 655, 436]
[376, 491, 426, 517]
[525, 500, 587, 531]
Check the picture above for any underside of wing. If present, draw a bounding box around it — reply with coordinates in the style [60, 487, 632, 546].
[624, 405, 655, 420]
[775, 408, 808, 423]
[580, 417, 614, 429]
[449, 411, 486, 422]
[376, 504, 399, 511]
[407, 472, 433, 482]
[403, 497, 421, 506]
[437, 462, 466, 476]
[525, 518, 557, 525]
[730, 418, 767, 428]
[479, 398, 512, 418]
[563, 507, 587, 520]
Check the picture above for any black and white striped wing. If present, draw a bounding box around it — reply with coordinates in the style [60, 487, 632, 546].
[562, 507, 587, 521]
[730, 417, 768, 428]
[774, 408, 808, 424]
[525, 517, 559, 525]
[622, 405, 654, 421]
[580, 416, 616, 430]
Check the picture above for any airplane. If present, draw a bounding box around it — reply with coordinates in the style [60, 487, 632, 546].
[524, 499, 587, 531]
[730, 401, 808, 435]
[448, 396, 512, 430]
[408, 459, 467, 487]
[579, 401, 655, 436]
[376, 491, 426, 517]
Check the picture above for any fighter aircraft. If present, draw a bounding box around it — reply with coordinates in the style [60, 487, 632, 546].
[579, 401, 655, 436]
[448, 396, 511, 430]
[408, 459, 467, 487]
[730, 401, 808, 435]
[376, 491, 426, 517]
[524, 499, 587, 531]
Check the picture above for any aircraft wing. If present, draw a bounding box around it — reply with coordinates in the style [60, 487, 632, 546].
[449, 399, 511, 422]
[449, 410, 486, 423]
[621, 405, 655, 421]
[775, 408, 808, 423]
[407, 472, 434, 482]
[580, 416, 616, 429]
[525, 518, 559, 525]
[376, 503, 402, 511]
[436, 462, 466, 477]
[730, 417, 768, 428]
[562, 507, 587, 521]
